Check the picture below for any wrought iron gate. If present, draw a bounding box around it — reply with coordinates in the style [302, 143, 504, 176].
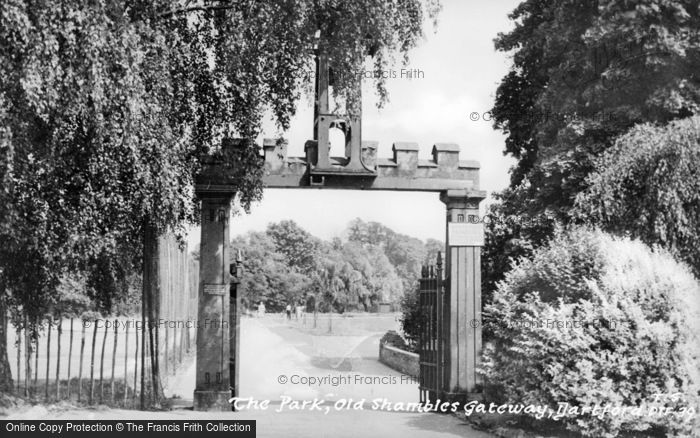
[418, 253, 444, 404]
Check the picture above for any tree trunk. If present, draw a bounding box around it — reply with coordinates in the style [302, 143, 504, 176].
[140, 289, 145, 409]
[15, 324, 20, 394]
[134, 316, 140, 407]
[23, 315, 31, 397]
[33, 323, 38, 392]
[143, 223, 164, 408]
[140, 223, 149, 409]
[0, 293, 13, 393]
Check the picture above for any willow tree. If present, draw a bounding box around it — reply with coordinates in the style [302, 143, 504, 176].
[575, 116, 700, 277]
[483, 0, 700, 299]
[0, 0, 440, 393]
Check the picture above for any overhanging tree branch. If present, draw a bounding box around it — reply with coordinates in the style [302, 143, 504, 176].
[158, 1, 234, 19]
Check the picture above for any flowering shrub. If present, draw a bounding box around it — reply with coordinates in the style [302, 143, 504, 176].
[481, 227, 700, 437]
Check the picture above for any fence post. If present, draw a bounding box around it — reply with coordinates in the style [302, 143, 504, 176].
[163, 324, 169, 376]
[78, 321, 86, 402]
[99, 319, 108, 404]
[89, 321, 98, 404]
[110, 319, 118, 404]
[56, 316, 62, 400]
[15, 324, 21, 394]
[144, 326, 152, 407]
[123, 322, 129, 406]
[147, 313, 158, 407]
[134, 318, 139, 407]
[179, 325, 184, 364]
[163, 238, 170, 376]
[45, 319, 51, 401]
[67, 319, 74, 399]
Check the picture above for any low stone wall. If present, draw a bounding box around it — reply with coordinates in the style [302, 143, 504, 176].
[379, 343, 419, 378]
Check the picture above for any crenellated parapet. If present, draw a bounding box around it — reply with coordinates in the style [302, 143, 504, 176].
[258, 137, 483, 193]
[196, 136, 484, 198]
[197, 137, 483, 195]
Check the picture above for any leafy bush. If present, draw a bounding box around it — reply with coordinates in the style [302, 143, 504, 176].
[481, 227, 700, 438]
[575, 116, 700, 278]
[379, 330, 409, 351]
[399, 286, 423, 352]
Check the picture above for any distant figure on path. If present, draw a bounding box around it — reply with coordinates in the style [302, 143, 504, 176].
[285, 304, 292, 320]
[258, 301, 266, 318]
[295, 303, 303, 321]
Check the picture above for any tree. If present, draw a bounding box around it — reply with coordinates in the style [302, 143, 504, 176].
[233, 219, 435, 315]
[266, 220, 321, 274]
[0, 0, 440, 391]
[338, 241, 402, 310]
[346, 218, 437, 294]
[231, 231, 310, 312]
[484, 0, 700, 301]
[0, 292, 12, 392]
[346, 218, 396, 248]
[574, 116, 700, 277]
[316, 261, 349, 314]
[423, 238, 444, 265]
[365, 246, 403, 305]
[385, 237, 425, 295]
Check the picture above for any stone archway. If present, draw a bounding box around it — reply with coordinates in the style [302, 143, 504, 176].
[190, 51, 486, 411]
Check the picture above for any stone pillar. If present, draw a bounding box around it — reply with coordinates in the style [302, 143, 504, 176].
[440, 189, 485, 402]
[193, 192, 234, 411]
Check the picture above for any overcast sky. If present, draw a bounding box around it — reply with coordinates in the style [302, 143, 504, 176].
[188, 0, 520, 248]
